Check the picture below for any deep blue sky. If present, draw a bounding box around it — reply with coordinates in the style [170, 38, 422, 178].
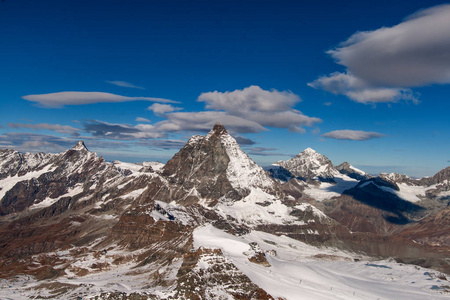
[1, 0, 449, 177]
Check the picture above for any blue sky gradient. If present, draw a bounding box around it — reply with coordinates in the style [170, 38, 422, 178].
[1, 0, 449, 177]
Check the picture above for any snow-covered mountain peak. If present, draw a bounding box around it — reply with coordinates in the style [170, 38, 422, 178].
[72, 140, 89, 152]
[301, 147, 317, 155]
[162, 124, 274, 204]
[275, 148, 340, 181]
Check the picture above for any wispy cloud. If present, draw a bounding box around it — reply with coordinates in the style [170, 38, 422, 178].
[8, 122, 80, 135]
[322, 130, 384, 141]
[23, 91, 179, 108]
[82, 120, 158, 140]
[0, 132, 130, 153]
[233, 135, 256, 145]
[106, 80, 145, 89]
[247, 147, 291, 156]
[147, 103, 182, 115]
[310, 4, 450, 103]
[81, 120, 168, 140]
[0, 132, 78, 152]
[135, 117, 151, 123]
[138, 139, 187, 150]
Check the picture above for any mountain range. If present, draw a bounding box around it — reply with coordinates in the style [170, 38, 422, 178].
[0, 124, 449, 299]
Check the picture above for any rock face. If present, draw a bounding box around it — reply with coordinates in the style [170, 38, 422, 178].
[162, 124, 275, 206]
[336, 162, 371, 181]
[272, 148, 340, 182]
[1, 125, 450, 298]
[175, 248, 273, 299]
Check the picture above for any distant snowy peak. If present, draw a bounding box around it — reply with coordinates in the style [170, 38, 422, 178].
[336, 162, 371, 181]
[274, 148, 340, 182]
[0, 149, 55, 179]
[379, 172, 414, 185]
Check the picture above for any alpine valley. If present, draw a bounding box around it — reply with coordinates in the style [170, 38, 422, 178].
[0, 124, 449, 299]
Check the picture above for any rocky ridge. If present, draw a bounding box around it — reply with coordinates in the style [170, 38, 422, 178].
[271, 148, 340, 182]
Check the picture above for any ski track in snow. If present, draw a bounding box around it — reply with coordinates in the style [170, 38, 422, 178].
[193, 224, 449, 300]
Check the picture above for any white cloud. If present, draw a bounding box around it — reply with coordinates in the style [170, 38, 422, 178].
[329, 4, 450, 87]
[310, 4, 450, 103]
[132, 124, 166, 139]
[23, 91, 179, 108]
[135, 117, 151, 123]
[309, 72, 418, 104]
[199, 85, 300, 113]
[147, 103, 182, 115]
[197, 85, 321, 131]
[106, 80, 145, 89]
[8, 122, 80, 135]
[322, 130, 385, 141]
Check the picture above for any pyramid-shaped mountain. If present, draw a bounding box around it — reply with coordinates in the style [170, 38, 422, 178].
[162, 124, 275, 205]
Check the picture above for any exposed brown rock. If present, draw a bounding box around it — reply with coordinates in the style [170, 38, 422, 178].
[175, 247, 274, 299]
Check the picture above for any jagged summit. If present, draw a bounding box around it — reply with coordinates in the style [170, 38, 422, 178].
[275, 147, 339, 181]
[208, 123, 228, 137]
[72, 140, 89, 151]
[300, 147, 317, 155]
[162, 124, 274, 204]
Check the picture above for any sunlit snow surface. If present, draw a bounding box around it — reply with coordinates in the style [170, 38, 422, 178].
[303, 175, 359, 201]
[194, 224, 449, 300]
[379, 183, 436, 203]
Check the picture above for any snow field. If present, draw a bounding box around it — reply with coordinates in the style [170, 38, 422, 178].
[193, 224, 450, 300]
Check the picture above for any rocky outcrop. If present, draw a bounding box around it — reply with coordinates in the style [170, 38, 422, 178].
[336, 162, 371, 181]
[175, 247, 274, 299]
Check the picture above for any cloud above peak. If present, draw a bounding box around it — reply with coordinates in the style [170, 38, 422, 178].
[322, 130, 384, 141]
[198, 85, 321, 132]
[199, 85, 300, 113]
[147, 103, 182, 115]
[310, 4, 450, 103]
[23, 91, 179, 108]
